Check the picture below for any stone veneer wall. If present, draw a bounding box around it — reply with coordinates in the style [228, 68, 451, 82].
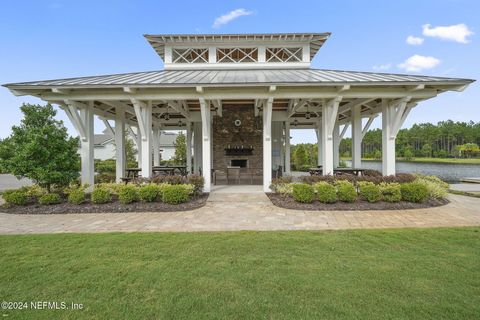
[212, 104, 263, 171]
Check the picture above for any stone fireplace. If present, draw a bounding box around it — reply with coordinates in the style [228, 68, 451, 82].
[212, 104, 263, 172]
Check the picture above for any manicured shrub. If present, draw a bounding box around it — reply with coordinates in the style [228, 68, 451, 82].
[91, 188, 112, 204]
[39, 193, 61, 205]
[95, 183, 123, 196]
[24, 185, 48, 198]
[139, 184, 161, 202]
[118, 185, 140, 204]
[358, 181, 382, 203]
[379, 182, 402, 202]
[187, 175, 205, 195]
[314, 182, 337, 203]
[270, 177, 294, 195]
[2, 189, 29, 206]
[414, 175, 449, 199]
[335, 180, 357, 203]
[275, 183, 294, 196]
[401, 182, 429, 203]
[300, 175, 334, 185]
[292, 183, 315, 203]
[162, 184, 190, 204]
[68, 188, 86, 205]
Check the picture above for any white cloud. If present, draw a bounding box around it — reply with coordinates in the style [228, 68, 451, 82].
[422, 23, 474, 43]
[398, 54, 441, 72]
[212, 8, 253, 28]
[373, 63, 392, 71]
[406, 35, 424, 45]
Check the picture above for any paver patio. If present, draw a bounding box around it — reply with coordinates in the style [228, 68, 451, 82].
[0, 190, 479, 234]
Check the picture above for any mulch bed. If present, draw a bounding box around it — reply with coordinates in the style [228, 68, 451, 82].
[0, 194, 209, 214]
[267, 193, 449, 211]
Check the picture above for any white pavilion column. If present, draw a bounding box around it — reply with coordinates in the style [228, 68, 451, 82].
[132, 99, 152, 178]
[186, 123, 192, 174]
[114, 106, 126, 182]
[351, 105, 362, 168]
[382, 99, 395, 175]
[316, 124, 323, 166]
[152, 128, 160, 166]
[135, 127, 142, 165]
[284, 121, 291, 175]
[199, 98, 211, 192]
[263, 98, 273, 192]
[193, 122, 202, 174]
[63, 100, 95, 186]
[333, 123, 340, 168]
[322, 97, 342, 175]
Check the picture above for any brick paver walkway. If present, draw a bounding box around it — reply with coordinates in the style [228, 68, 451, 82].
[0, 193, 479, 234]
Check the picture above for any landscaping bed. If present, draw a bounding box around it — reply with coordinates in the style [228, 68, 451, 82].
[0, 193, 208, 214]
[268, 193, 448, 211]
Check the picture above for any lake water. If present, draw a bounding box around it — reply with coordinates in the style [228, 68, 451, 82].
[345, 161, 480, 182]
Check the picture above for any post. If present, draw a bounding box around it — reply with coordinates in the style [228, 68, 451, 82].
[382, 99, 395, 175]
[153, 128, 160, 166]
[322, 97, 341, 175]
[80, 102, 95, 186]
[135, 127, 142, 165]
[333, 123, 340, 168]
[132, 99, 152, 178]
[316, 124, 323, 166]
[114, 106, 126, 182]
[284, 121, 291, 175]
[186, 123, 192, 174]
[263, 97, 273, 192]
[199, 98, 211, 192]
[193, 122, 202, 174]
[351, 105, 362, 168]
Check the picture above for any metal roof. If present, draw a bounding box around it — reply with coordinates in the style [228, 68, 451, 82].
[144, 33, 331, 61]
[4, 68, 473, 89]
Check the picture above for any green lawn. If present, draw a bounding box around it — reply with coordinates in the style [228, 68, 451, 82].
[1, 228, 479, 319]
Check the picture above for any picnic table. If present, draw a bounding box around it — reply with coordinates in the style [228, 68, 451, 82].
[152, 165, 188, 176]
[309, 166, 323, 176]
[333, 168, 366, 176]
[121, 168, 141, 183]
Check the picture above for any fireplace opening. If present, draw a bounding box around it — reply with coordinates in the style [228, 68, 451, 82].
[231, 159, 247, 168]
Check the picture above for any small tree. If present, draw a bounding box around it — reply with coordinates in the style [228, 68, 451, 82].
[173, 132, 187, 165]
[0, 104, 80, 190]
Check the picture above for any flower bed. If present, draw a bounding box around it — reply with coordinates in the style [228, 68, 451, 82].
[269, 173, 449, 211]
[0, 175, 207, 214]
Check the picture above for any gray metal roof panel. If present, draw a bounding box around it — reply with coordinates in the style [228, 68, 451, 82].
[4, 69, 474, 88]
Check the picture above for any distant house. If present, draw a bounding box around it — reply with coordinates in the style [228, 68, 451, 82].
[91, 129, 178, 161]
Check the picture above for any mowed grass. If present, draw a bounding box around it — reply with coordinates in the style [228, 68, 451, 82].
[1, 228, 479, 319]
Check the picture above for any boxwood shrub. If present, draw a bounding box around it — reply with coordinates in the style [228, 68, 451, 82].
[2, 189, 29, 206]
[68, 188, 86, 205]
[162, 184, 190, 204]
[358, 181, 382, 203]
[139, 184, 161, 202]
[379, 182, 402, 202]
[91, 188, 112, 204]
[292, 183, 315, 203]
[401, 182, 429, 203]
[335, 180, 357, 203]
[314, 182, 337, 203]
[38, 193, 61, 205]
[118, 185, 140, 204]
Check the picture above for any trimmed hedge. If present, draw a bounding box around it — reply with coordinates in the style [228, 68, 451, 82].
[118, 185, 140, 204]
[401, 182, 429, 203]
[314, 182, 337, 203]
[358, 182, 382, 203]
[139, 184, 161, 202]
[91, 188, 112, 204]
[68, 188, 86, 205]
[162, 184, 190, 204]
[292, 184, 315, 203]
[38, 193, 61, 205]
[379, 182, 402, 202]
[335, 180, 357, 203]
[2, 190, 29, 206]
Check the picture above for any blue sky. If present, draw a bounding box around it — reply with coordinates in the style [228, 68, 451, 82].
[0, 0, 478, 144]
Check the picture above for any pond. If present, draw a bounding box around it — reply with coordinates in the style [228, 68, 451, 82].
[345, 161, 480, 182]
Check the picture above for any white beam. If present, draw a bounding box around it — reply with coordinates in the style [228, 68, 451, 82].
[131, 98, 148, 140]
[199, 97, 211, 192]
[333, 123, 340, 168]
[139, 101, 152, 178]
[361, 116, 376, 139]
[103, 119, 115, 136]
[288, 99, 307, 118]
[263, 97, 274, 192]
[351, 105, 362, 168]
[186, 123, 192, 174]
[153, 128, 160, 166]
[284, 121, 291, 175]
[382, 99, 396, 175]
[211, 99, 222, 117]
[322, 97, 342, 175]
[80, 101, 94, 186]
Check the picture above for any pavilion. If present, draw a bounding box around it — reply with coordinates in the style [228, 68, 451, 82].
[3, 33, 474, 192]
